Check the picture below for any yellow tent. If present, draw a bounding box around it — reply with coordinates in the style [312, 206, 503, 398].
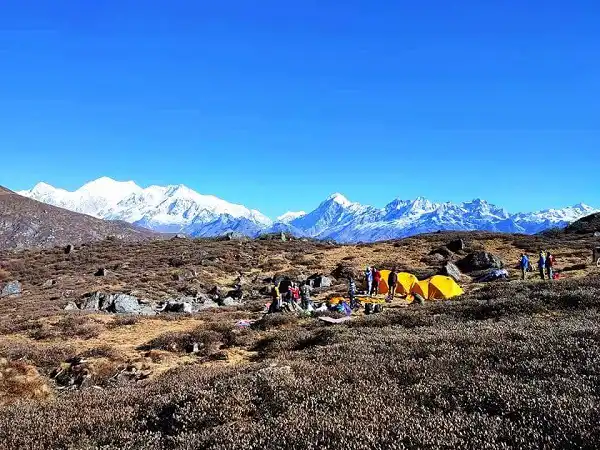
[376, 270, 418, 295]
[410, 276, 463, 300]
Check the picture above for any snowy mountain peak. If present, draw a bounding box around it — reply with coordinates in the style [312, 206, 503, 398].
[326, 193, 353, 207]
[277, 211, 307, 223]
[18, 179, 598, 243]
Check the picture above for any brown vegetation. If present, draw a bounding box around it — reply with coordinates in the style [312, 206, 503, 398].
[0, 231, 599, 448]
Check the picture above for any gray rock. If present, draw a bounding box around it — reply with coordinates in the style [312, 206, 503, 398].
[307, 275, 332, 288]
[112, 294, 142, 314]
[440, 262, 463, 282]
[80, 293, 101, 311]
[221, 297, 240, 306]
[64, 301, 79, 311]
[42, 279, 57, 289]
[94, 268, 107, 277]
[1, 280, 22, 298]
[457, 251, 504, 273]
[429, 246, 453, 258]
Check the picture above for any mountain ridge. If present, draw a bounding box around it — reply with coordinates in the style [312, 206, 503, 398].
[18, 177, 598, 243]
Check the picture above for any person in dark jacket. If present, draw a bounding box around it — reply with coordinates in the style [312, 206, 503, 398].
[348, 277, 357, 308]
[545, 252, 555, 280]
[300, 281, 313, 310]
[519, 253, 529, 280]
[537, 251, 546, 280]
[387, 268, 398, 302]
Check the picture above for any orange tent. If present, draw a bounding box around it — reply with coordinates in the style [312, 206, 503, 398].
[376, 270, 418, 296]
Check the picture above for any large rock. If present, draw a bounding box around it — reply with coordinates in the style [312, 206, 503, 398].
[457, 252, 504, 272]
[221, 297, 240, 307]
[165, 300, 193, 313]
[446, 239, 466, 253]
[307, 274, 332, 288]
[64, 301, 79, 311]
[0, 281, 22, 298]
[80, 293, 102, 311]
[428, 246, 453, 259]
[440, 262, 463, 282]
[112, 294, 142, 314]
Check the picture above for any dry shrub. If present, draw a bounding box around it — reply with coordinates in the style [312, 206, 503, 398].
[108, 316, 140, 328]
[0, 358, 53, 406]
[88, 359, 120, 386]
[80, 345, 122, 360]
[0, 269, 10, 281]
[139, 327, 222, 355]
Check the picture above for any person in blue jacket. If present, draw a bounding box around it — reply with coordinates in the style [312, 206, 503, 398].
[520, 253, 529, 280]
[537, 251, 546, 280]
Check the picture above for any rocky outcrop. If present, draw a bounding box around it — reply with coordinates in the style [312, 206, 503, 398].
[457, 251, 504, 272]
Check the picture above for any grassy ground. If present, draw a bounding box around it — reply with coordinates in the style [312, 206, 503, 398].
[0, 232, 599, 449]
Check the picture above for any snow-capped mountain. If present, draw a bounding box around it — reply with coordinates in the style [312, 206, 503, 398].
[18, 177, 597, 242]
[19, 177, 272, 236]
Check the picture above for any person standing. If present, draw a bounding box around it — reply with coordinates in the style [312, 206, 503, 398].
[519, 253, 529, 280]
[387, 268, 398, 302]
[300, 281, 313, 310]
[348, 277, 357, 308]
[269, 282, 281, 313]
[372, 268, 381, 296]
[545, 252, 555, 280]
[538, 251, 546, 280]
[365, 266, 373, 296]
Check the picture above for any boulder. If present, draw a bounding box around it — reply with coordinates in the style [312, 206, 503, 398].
[165, 301, 193, 313]
[457, 251, 504, 273]
[429, 246, 453, 259]
[0, 280, 22, 298]
[64, 244, 75, 254]
[307, 274, 332, 289]
[64, 301, 79, 311]
[222, 231, 250, 241]
[421, 253, 446, 265]
[440, 262, 463, 282]
[446, 238, 466, 253]
[94, 268, 107, 277]
[80, 293, 102, 311]
[112, 294, 143, 314]
[331, 263, 358, 280]
[221, 297, 240, 307]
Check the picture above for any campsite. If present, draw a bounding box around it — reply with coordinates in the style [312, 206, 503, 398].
[1, 229, 600, 449]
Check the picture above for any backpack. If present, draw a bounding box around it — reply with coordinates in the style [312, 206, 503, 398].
[364, 303, 373, 315]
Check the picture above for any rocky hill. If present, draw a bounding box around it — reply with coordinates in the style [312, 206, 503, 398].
[0, 186, 156, 250]
[565, 212, 600, 235]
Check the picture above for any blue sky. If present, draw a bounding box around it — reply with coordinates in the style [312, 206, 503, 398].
[1, 0, 599, 218]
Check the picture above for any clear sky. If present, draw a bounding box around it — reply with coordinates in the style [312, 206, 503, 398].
[1, 0, 599, 218]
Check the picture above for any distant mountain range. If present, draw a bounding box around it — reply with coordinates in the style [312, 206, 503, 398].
[19, 177, 598, 243]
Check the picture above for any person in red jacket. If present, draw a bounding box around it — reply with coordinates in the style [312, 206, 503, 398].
[372, 268, 381, 296]
[545, 252, 555, 280]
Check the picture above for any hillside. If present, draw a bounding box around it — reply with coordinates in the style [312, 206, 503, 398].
[565, 212, 600, 235]
[1, 231, 599, 448]
[0, 186, 156, 250]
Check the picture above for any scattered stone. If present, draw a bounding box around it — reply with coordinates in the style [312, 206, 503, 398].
[0, 280, 22, 298]
[457, 251, 504, 272]
[440, 262, 463, 282]
[172, 234, 188, 239]
[64, 244, 74, 254]
[63, 301, 79, 311]
[42, 279, 57, 289]
[94, 268, 107, 277]
[222, 231, 250, 241]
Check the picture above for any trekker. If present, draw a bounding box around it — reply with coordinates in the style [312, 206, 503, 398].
[545, 252, 555, 280]
[269, 282, 281, 313]
[372, 268, 381, 295]
[365, 266, 373, 296]
[300, 281, 313, 310]
[348, 277, 357, 308]
[519, 253, 529, 280]
[538, 251, 546, 280]
[387, 268, 398, 302]
[290, 283, 300, 303]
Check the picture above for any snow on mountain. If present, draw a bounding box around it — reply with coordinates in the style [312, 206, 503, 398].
[277, 211, 306, 223]
[18, 178, 597, 242]
[19, 177, 272, 236]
